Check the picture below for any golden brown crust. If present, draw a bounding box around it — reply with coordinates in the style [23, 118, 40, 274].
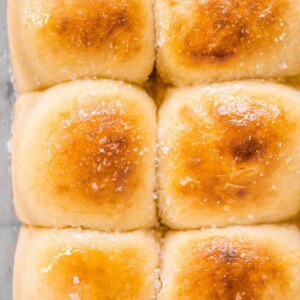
[171, 95, 293, 208]
[39, 0, 143, 58]
[46, 100, 144, 210]
[168, 0, 287, 65]
[39, 247, 144, 299]
[158, 226, 300, 300]
[14, 227, 159, 300]
[175, 238, 287, 299]
[155, 0, 300, 85]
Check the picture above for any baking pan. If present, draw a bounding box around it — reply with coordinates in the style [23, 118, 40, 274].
[0, 1, 20, 299]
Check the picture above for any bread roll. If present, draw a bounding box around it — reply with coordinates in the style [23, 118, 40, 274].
[155, 0, 300, 86]
[158, 225, 300, 300]
[12, 80, 157, 231]
[158, 81, 300, 229]
[14, 227, 159, 300]
[8, 0, 155, 93]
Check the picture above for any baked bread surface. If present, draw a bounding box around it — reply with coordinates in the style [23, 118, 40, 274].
[158, 225, 300, 300]
[156, 0, 300, 85]
[8, 0, 155, 92]
[12, 80, 157, 231]
[14, 227, 159, 300]
[158, 81, 300, 228]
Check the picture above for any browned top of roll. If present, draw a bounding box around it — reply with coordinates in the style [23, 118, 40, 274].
[170, 94, 294, 207]
[175, 237, 288, 299]
[46, 99, 144, 207]
[39, 245, 145, 299]
[167, 0, 287, 65]
[38, 0, 144, 57]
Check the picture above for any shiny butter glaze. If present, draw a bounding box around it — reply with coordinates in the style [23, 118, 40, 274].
[39, 245, 145, 299]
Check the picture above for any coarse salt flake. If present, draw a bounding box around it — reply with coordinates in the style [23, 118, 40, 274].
[91, 182, 99, 190]
[69, 294, 81, 300]
[161, 146, 170, 154]
[73, 276, 80, 285]
[279, 63, 287, 70]
[179, 176, 193, 186]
